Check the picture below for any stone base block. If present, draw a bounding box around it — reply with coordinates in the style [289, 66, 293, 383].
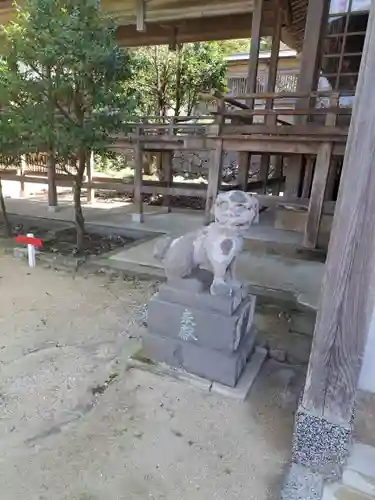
[148, 293, 256, 353]
[281, 463, 324, 500]
[292, 408, 351, 479]
[157, 282, 248, 315]
[142, 327, 256, 387]
[211, 346, 267, 400]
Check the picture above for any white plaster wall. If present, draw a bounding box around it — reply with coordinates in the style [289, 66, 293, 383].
[359, 308, 375, 393]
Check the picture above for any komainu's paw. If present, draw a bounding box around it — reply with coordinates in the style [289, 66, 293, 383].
[226, 279, 242, 292]
[210, 279, 233, 297]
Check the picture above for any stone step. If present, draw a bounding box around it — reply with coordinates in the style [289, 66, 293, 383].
[243, 230, 326, 262]
[322, 483, 375, 500]
[342, 443, 375, 498]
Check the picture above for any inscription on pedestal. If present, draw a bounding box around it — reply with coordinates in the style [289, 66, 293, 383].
[179, 309, 198, 342]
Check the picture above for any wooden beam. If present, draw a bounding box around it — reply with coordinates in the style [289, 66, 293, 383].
[161, 151, 173, 212]
[261, 2, 282, 189]
[296, 0, 329, 105]
[205, 140, 223, 222]
[301, 156, 314, 198]
[272, 155, 284, 195]
[116, 13, 274, 46]
[266, 3, 282, 106]
[136, 0, 146, 32]
[246, 0, 265, 109]
[303, 142, 333, 247]
[134, 138, 144, 223]
[259, 154, 270, 193]
[238, 153, 251, 191]
[303, 96, 338, 248]
[302, 1, 375, 424]
[285, 0, 329, 202]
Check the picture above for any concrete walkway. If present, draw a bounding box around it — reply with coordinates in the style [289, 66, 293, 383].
[322, 443, 375, 500]
[5, 196, 324, 310]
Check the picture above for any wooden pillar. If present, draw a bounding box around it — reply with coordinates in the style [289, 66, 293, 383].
[272, 155, 283, 195]
[246, 0, 265, 107]
[285, 0, 329, 197]
[238, 152, 250, 191]
[324, 157, 339, 201]
[303, 95, 338, 248]
[303, 143, 333, 247]
[162, 151, 173, 213]
[303, 6, 375, 419]
[260, 3, 282, 194]
[205, 139, 223, 223]
[133, 133, 144, 223]
[301, 156, 314, 199]
[296, 0, 329, 103]
[286, 3, 375, 484]
[237, 0, 265, 190]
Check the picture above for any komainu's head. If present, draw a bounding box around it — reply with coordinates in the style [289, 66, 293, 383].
[214, 190, 259, 231]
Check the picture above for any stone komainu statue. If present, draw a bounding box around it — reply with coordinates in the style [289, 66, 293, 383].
[154, 190, 259, 297]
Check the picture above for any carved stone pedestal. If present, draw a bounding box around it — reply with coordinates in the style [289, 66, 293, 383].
[143, 276, 258, 387]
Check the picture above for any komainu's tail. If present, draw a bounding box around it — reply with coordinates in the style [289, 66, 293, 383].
[153, 236, 174, 261]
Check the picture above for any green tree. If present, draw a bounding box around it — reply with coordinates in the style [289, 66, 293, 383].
[1, 0, 139, 250]
[135, 42, 227, 116]
[215, 38, 273, 57]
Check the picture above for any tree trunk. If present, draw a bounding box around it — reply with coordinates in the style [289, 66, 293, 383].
[47, 150, 58, 208]
[0, 177, 11, 237]
[73, 150, 87, 252]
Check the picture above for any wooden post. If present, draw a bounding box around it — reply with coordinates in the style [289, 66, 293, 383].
[162, 151, 173, 213]
[302, 0, 375, 425]
[324, 157, 339, 201]
[296, 0, 328, 104]
[301, 156, 314, 198]
[284, 0, 329, 197]
[238, 0, 264, 192]
[303, 94, 338, 248]
[86, 151, 95, 203]
[272, 155, 283, 195]
[266, 5, 282, 104]
[238, 153, 250, 191]
[205, 139, 223, 223]
[260, 4, 282, 194]
[284, 160, 302, 197]
[136, 0, 146, 32]
[259, 155, 270, 194]
[133, 128, 144, 223]
[246, 0, 265, 109]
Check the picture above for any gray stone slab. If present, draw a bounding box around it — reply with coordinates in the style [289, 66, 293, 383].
[142, 328, 256, 387]
[211, 346, 267, 401]
[281, 463, 324, 500]
[157, 283, 250, 315]
[147, 294, 256, 353]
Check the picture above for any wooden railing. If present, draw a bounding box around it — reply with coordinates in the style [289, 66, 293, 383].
[0, 92, 356, 249]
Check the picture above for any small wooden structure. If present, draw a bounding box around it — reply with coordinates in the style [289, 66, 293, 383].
[0, 0, 366, 251]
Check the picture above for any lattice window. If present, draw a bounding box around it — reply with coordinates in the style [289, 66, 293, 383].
[226, 76, 266, 95]
[275, 72, 299, 92]
[226, 72, 299, 96]
[320, 0, 369, 93]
